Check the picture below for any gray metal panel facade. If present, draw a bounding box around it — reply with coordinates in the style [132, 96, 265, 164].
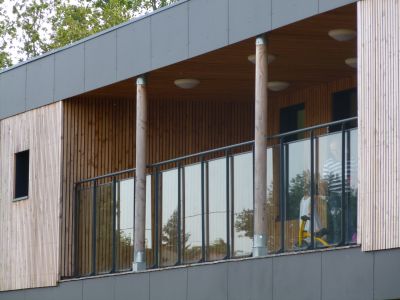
[272, 0, 319, 29]
[2, 247, 400, 300]
[0, 66, 26, 119]
[84, 31, 117, 92]
[228, 0, 272, 45]
[0, 0, 358, 120]
[54, 44, 85, 101]
[116, 18, 151, 81]
[188, 0, 228, 58]
[26, 55, 54, 110]
[151, 2, 189, 70]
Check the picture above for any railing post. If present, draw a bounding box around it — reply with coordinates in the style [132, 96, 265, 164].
[91, 181, 97, 276]
[201, 156, 206, 262]
[310, 131, 315, 249]
[340, 124, 346, 245]
[225, 150, 230, 259]
[73, 183, 80, 277]
[133, 75, 148, 271]
[253, 34, 268, 257]
[111, 177, 117, 273]
[279, 138, 285, 252]
[154, 167, 160, 268]
[177, 163, 182, 265]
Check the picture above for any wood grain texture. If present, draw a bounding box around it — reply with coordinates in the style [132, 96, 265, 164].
[60, 76, 355, 277]
[0, 103, 63, 291]
[358, 0, 400, 251]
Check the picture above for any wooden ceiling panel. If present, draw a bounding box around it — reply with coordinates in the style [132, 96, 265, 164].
[86, 4, 357, 101]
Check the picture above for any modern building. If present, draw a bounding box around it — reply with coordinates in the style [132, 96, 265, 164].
[0, 0, 399, 299]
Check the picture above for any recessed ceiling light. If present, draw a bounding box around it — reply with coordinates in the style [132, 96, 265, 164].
[268, 81, 289, 92]
[328, 29, 356, 42]
[345, 57, 357, 68]
[247, 54, 276, 64]
[174, 78, 200, 89]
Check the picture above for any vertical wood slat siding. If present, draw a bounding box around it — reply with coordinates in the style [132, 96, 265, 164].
[358, 0, 400, 251]
[0, 103, 63, 291]
[61, 76, 355, 277]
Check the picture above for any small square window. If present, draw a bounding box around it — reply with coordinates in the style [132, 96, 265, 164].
[14, 150, 29, 200]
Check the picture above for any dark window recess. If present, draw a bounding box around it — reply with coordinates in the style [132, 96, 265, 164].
[15, 150, 29, 199]
[280, 103, 305, 142]
[330, 88, 357, 132]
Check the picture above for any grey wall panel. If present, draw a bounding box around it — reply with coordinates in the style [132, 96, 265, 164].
[25, 287, 56, 300]
[188, 0, 228, 58]
[82, 277, 114, 300]
[227, 259, 273, 300]
[273, 253, 321, 300]
[272, 0, 318, 29]
[149, 268, 187, 300]
[151, 3, 189, 70]
[115, 273, 149, 300]
[0, 66, 26, 119]
[228, 0, 272, 45]
[0, 290, 26, 300]
[319, 0, 356, 13]
[116, 18, 151, 81]
[321, 248, 373, 300]
[53, 281, 83, 300]
[84, 31, 117, 92]
[26, 55, 54, 110]
[187, 263, 228, 300]
[374, 249, 400, 300]
[54, 44, 85, 101]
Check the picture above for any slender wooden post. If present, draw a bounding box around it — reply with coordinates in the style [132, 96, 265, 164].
[133, 75, 148, 271]
[253, 35, 268, 257]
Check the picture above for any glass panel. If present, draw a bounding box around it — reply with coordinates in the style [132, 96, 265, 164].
[316, 132, 343, 246]
[182, 163, 203, 263]
[77, 186, 93, 276]
[285, 139, 311, 251]
[160, 168, 179, 266]
[206, 157, 227, 261]
[232, 152, 253, 257]
[266, 146, 281, 253]
[346, 129, 358, 243]
[145, 175, 153, 267]
[116, 178, 134, 271]
[96, 182, 113, 274]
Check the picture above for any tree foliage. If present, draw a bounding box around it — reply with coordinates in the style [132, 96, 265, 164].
[0, 0, 176, 69]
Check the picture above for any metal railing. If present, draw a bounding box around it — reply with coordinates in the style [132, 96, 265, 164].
[72, 117, 358, 277]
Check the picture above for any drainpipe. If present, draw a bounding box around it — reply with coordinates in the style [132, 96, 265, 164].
[253, 35, 268, 257]
[133, 75, 147, 271]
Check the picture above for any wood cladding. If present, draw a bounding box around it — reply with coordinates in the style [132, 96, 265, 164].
[0, 103, 62, 291]
[61, 76, 356, 277]
[358, 0, 400, 251]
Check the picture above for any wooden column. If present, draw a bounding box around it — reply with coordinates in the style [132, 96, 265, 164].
[133, 75, 147, 271]
[253, 35, 268, 257]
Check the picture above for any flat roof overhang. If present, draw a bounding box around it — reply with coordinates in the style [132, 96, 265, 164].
[0, 0, 357, 119]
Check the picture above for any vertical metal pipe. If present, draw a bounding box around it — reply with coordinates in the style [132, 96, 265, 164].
[310, 131, 315, 248]
[201, 157, 206, 262]
[74, 184, 80, 277]
[253, 34, 268, 257]
[154, 168, 160, 268]
[111, 177, 117, 273]
[177, 163, 182, 265]
[91, 181, 97, 276]
[340, 124, 346, 245]
[133, 75, 148, 271]
[279, 138, 285, 252]
[225, 150, 230, 259]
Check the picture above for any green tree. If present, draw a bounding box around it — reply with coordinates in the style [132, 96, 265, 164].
[0, 0, 15, 68]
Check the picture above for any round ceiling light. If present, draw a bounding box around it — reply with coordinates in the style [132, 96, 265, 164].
[247, 54, 276, 64]
[174, 78, 200, 89]
[345, 57, 357, 68]
[328, 29, 356, 42]
[268, 81, 289, 92]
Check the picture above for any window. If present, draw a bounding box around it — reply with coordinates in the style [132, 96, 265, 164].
[280, 103, 305, 142]
[14, 150, 29, 200]
[330, 88, 357, 132]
